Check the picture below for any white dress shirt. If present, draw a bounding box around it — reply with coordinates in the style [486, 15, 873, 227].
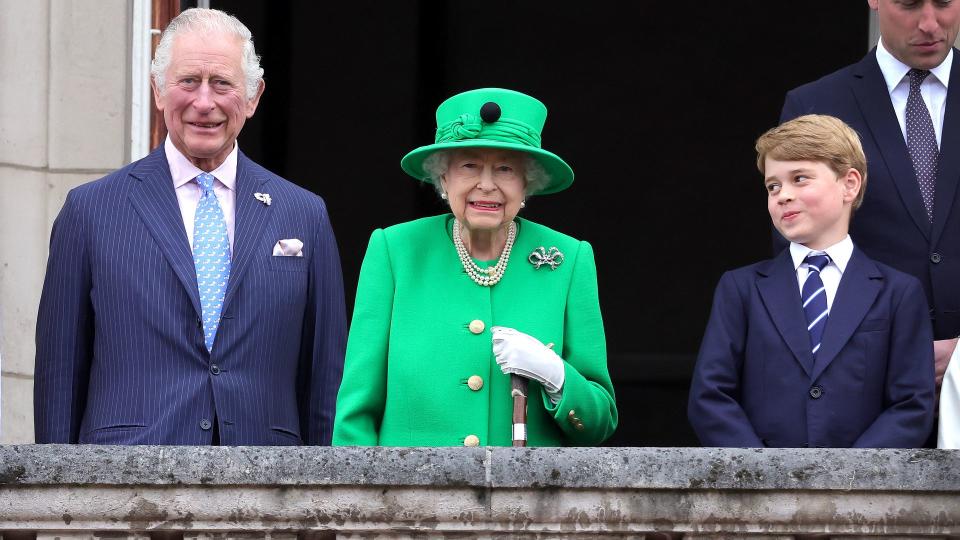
[876, 38, 951, 147]
[789, 235, 854, 313]
[165, 136, 237, 252]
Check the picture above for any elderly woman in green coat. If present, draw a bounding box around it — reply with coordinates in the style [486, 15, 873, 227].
[333, 88, 617, 447]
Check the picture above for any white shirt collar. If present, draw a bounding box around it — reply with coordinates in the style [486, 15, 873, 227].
[789, 235, 854, 274]
[876, 38, 952, 93]
[164, 136, 238, 191]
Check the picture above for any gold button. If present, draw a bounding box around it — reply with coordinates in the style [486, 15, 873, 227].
[469, 320, 485, 334]
[467, 375, 484, 391]
[464, 434, 480, 447]
[575, 422, 585, 431]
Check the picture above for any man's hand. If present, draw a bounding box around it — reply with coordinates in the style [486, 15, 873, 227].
[935, 337, 959, 392]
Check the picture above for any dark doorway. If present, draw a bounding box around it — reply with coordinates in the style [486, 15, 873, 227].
[211, 1, 869, 446]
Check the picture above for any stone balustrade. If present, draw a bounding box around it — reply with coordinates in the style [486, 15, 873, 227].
[0, 445, 958, 539]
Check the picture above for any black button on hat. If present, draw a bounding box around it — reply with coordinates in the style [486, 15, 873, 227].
[480, 101, 501, 123]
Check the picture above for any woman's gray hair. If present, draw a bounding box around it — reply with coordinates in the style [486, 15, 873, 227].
[150, 8, 264, 100]
[422, 149, 551, 197]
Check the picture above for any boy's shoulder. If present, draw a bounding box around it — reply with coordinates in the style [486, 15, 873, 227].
[717, 253, 789, 285]
[855, 249, 924, 292]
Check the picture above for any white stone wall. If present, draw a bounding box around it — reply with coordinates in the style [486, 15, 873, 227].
[0, 0, 131, 443]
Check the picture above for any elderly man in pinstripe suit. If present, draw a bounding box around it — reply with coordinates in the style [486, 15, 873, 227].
[33, 8, 346, 445]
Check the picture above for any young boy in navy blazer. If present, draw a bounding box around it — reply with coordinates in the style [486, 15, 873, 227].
[688, 115, 935, 448]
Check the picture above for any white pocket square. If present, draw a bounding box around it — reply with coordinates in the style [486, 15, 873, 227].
[272, 238, 304, 257]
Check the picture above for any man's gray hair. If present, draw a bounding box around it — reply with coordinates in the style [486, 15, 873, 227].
[150, 8, 264, 100]
[422, 149, 551, 197]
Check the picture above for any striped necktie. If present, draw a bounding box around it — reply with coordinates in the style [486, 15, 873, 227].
[193, 172, 231, 352]
[802, 253, 831, 357]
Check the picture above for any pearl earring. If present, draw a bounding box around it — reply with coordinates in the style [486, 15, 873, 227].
[520, 200, 526, 209]
[441, 192, 448, 200]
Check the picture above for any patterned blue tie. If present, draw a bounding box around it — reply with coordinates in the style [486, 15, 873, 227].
[193, 172, 231, 352]
[802, 253, 831, 357]
[906, 69, 938, 222]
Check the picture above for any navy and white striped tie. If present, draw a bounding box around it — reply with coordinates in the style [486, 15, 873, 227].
[802, 253, 831, 356]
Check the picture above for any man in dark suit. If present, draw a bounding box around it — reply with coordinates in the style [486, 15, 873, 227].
[34, 8, 346, 445]
[780, 0, 960, 394]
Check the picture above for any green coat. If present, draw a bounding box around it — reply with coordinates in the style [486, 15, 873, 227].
[333, 214, 617, 446]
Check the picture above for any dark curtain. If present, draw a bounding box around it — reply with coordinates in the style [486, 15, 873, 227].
[215, 1, 869, 445]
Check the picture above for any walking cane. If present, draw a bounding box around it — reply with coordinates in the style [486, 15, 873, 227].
[511, 342, 553, 447]
[511, 375, 528, 447]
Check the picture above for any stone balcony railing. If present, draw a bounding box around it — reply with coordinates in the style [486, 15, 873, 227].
[0, 445, 958, 539]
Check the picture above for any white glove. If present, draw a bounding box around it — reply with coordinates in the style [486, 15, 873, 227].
[491, 326, 565, 395]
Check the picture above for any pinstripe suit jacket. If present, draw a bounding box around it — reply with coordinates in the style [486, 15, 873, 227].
[34, 147, 347, 445]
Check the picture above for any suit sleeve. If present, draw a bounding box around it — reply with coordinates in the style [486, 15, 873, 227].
[332, 229, 393, 445]
[687, 271, 764, 447]
[34, 191, 93, 443]
[541, 241, 618, 445]
[853, 277, 935, 448]
[299, 199, 347, 445]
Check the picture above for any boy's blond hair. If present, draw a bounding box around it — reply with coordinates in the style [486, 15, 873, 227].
[756, 114, 867, 209]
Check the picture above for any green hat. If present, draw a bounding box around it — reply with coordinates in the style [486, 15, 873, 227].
[401, 88, 574, 195]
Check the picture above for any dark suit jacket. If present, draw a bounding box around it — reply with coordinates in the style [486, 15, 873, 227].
[688, 247, 934, 448]
[34, 147, 347, 445]
[779, 48, 960, 340]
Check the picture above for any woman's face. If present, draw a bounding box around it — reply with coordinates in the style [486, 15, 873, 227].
[441, 148, 527, 233]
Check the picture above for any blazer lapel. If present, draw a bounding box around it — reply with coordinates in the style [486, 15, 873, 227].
[932, 48, 960, 247]
[127, 147, 202, 318]
[756, 251, 814, 377]
[810, 248, 883, 381]
[851, 50, 932, 241]
[221, 152, 274, 314]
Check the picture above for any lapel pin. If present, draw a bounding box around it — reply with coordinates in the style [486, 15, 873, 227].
[528, 247, 564, 270]
[254, 192, 272, 206]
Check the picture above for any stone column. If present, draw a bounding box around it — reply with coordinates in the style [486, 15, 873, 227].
[0, 0, 130, 443]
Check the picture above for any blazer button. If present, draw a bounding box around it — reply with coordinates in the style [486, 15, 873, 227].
[199, 418, 212, 430]
[931, 252, 942, 264]
[197, 317, 203, 330]
[809, 385, 823, 399]
[210, 364, 221, 375]
[464, 434, 480, 447]
[468, 320, 485, 334]
[467, 375, 484, 391]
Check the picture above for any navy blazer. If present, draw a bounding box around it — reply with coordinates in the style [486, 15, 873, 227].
[34, 147, 347, 445]
[688, 247, 935, 448]
[780, 48, 960, 340]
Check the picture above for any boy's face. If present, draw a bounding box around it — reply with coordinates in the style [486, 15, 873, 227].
[765, 158, 862, 251]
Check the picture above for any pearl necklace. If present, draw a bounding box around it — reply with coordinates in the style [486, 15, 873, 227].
[453, 220, 517, 287]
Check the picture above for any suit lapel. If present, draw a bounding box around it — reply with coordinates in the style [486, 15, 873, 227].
[851, 50, 932, 241]
[932, 48, 960, 247]
[756, 251, 814, 377]
[221, 152, 274, 314]
[127, 147, 202, 317]
[810, 248, 883, 381]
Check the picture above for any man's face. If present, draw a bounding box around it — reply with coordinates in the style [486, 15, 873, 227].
[870, 0, 960, 70]
[152, 31, 264, 171]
